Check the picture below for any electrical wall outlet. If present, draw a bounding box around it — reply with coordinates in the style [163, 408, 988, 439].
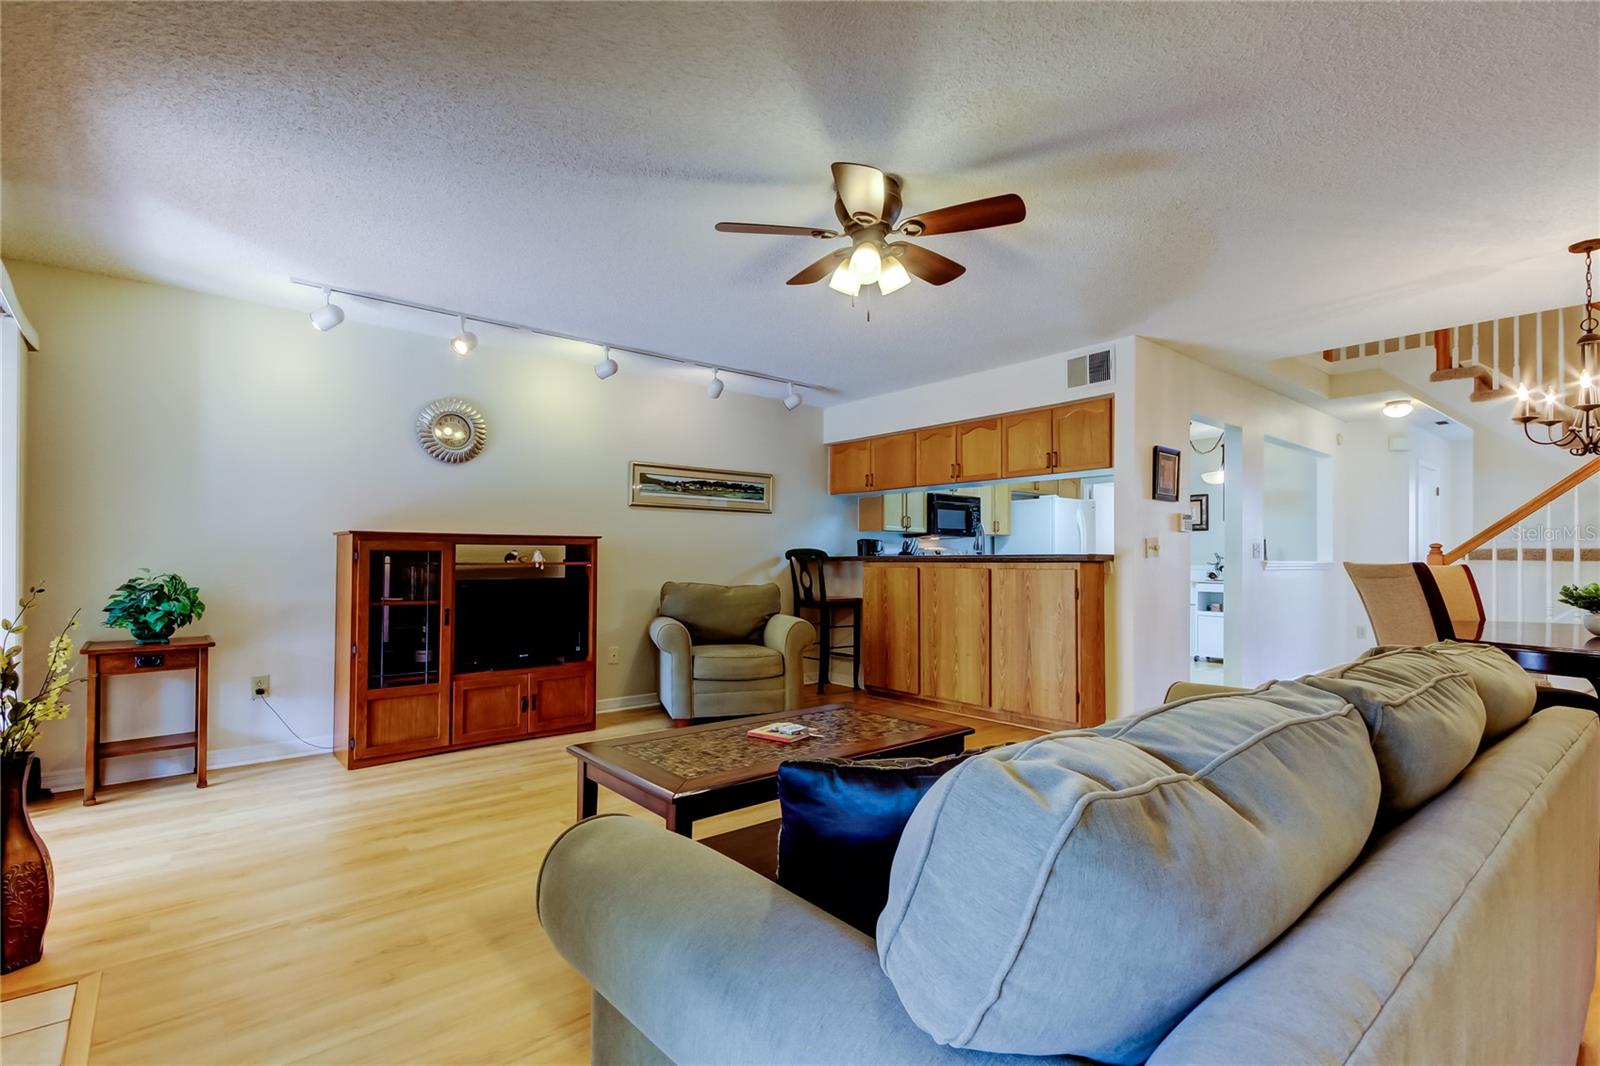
[250, 675, 270, 699]
[606, 646, 620, 665]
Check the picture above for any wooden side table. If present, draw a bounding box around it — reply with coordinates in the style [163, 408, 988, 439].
[80, 636, 214, 805]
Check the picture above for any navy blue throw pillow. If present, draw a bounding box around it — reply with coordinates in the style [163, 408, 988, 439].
[776, 751, 976, 936]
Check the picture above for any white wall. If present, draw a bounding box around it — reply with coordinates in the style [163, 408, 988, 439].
[14, 261, 852, 789]
[1116, 338, 1357, 712]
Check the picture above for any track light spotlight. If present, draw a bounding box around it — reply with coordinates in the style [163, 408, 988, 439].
[707, 370, 725, 399]
[309, 287, 345, 331]
[783, 383, 802, 411]
[594, 347, 619, 380]
[450, 316, 478, 357]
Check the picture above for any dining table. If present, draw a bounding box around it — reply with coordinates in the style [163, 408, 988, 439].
[1476, 621, 1600, 706]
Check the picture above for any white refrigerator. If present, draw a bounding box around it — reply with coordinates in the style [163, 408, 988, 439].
[1005, 496, 1098, 554]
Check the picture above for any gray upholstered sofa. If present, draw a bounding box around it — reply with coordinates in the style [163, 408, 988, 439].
[541, 642, 1599, 1063]
[647, 581, 814, 724]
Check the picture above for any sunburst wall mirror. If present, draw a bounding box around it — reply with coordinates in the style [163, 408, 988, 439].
[416, 398, 487, 463]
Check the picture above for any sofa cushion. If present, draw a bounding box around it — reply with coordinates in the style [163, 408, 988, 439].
[659, 581, 779, 645]
[690, 644, 783, 681]
[1307, 647, 1486, 812]
[777, 751, 979, 936]
[1421, 640, 1536, 741]
[876, 680, 1381, 1063]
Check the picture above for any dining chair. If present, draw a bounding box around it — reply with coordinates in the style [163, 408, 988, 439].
[1343, 562, 1453, 645]
[784, 549, 862, 694]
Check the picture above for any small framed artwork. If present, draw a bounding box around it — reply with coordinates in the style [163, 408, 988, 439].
[1152, 446, 1181, 502]
[629, 462, 775, 514]
[1189, 493, 1210, 531]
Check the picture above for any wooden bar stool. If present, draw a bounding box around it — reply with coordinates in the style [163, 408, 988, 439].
[784, 549, 861, 693]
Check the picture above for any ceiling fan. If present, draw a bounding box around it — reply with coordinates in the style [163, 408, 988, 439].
[715, 162, 1026, 298]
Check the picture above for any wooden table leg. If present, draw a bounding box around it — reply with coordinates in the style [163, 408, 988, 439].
[664, 803, 692, 838]
[195, 649, 209, 788]
[576, 762, 597, 820]
[83, 664, 100, 806]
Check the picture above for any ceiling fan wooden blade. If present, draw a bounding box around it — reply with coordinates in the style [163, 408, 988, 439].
[898, 193, 1026, 237]
[891, 243, 966, 285]
[787, 250, 847, 285]
[831, 162, 889, 224]
[716, 222, 839, 238]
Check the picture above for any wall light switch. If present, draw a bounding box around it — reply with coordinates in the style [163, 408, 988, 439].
[1143, 537, 1161, 558]
[1355, 624, 1369, 640]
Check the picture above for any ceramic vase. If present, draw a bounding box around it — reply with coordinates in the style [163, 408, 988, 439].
[1584, 613, 1600, 638]
[1, 754, 53, 973]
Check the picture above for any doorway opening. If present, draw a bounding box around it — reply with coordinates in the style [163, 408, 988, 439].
[1188, 418, 1242, 684]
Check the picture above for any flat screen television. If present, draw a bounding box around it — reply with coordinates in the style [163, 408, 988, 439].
[453, 567, 589, 673]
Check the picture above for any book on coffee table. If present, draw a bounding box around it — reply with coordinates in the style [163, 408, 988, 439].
[746, 722, 814, 744]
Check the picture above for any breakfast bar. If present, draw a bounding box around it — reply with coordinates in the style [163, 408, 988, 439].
[823, 554, 1112, 730]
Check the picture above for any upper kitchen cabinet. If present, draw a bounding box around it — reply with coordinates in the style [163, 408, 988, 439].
[870, 432, 919, 490]
[915, 424, 958, 485]
[1001, 408, 1056, 478]
[1053, 396, 1114, 472]
[829, 432, 916, 493]
[827, 397, 1113, 495]
[954, 418, 1003, 482]
[829, 439, 873, 494]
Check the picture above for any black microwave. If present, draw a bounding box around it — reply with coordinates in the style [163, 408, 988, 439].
[927, 493, 982, 537]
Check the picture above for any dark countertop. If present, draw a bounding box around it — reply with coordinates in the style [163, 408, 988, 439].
[825, 554, 1114, 563]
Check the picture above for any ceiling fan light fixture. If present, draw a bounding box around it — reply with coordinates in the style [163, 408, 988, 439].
[849, 241, 882, 285]
[877, 255, 911, 296]
[827, 259, 861, 296]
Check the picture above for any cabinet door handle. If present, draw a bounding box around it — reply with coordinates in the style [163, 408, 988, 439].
[443, 607, 450, 625]
[950, 463, 956, 478]
[520, 695, 528, 713]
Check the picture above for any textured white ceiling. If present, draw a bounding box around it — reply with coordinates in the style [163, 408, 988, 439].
[3, 2, 1597, 401]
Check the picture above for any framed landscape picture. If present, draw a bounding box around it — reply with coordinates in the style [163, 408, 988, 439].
[629, 462, 775, 514]
[1152, 446, 1181, 501]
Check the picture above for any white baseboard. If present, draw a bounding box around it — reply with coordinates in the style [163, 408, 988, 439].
[597, 693, 661, 714]
[41, 734, 335, 794]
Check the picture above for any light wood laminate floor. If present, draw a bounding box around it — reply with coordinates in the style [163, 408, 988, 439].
[0, 689, 1038, 1064]
[5, 688, 1598, 1064]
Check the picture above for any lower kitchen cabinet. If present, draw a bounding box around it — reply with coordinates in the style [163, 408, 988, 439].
[858, 560, 1107, 729]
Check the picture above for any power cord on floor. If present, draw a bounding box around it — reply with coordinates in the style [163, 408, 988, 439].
[258, 694, 334, 751]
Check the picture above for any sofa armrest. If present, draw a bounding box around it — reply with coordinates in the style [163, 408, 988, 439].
[538, 815, 1045, 1066]
[648, 616, 693, 720]
[763, 613, 817, 708]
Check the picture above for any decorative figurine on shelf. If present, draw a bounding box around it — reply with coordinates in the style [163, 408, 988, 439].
[102, 571, 206, 645]
[2, 585, 80, 973]
[1207, 553, 1224, 581]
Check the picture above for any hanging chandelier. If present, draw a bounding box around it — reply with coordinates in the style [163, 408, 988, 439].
[1514, 238, 1600, 455]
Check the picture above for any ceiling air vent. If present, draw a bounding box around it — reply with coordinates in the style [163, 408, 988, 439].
[1067, 348, 1114, 389]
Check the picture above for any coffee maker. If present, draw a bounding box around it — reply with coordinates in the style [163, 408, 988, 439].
[855, 538, 883, 556]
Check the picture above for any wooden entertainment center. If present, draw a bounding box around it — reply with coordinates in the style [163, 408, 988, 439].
[333, 531, 599, 769]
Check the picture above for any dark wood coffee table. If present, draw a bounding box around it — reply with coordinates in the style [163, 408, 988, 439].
[567, 704, 972, 839]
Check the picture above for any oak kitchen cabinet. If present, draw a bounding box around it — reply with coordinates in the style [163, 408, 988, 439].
[855, 559, 1107, 729]
[858, 491, 928, 534]
[861, 564, 920, 694]
[952, 485, 1013, 537]
[829, 396, 1112, 495]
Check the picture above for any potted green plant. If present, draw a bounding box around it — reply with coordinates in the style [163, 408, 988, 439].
[2, 585, 79, 973]
[1559, 582, 1600, 637]
[103, 571, 205, 645]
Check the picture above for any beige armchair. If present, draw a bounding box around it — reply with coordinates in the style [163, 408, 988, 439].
[648, 582, 815, 725]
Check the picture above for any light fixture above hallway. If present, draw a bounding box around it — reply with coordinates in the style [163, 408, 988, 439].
[1513, 238, 1600, 455]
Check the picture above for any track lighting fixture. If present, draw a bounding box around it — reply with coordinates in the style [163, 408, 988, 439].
[309, 287, 344, 332]
[449, 316, 478, 357]
[289, 278, 826, 407]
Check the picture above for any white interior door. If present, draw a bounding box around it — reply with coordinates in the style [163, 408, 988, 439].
[1415, 462, 1441, 561]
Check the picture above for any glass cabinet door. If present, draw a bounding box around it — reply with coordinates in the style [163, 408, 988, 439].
[367, 549, 441, 688]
